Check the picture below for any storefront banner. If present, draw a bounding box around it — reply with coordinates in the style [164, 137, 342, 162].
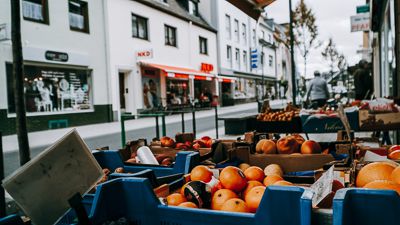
[23, 46, 89, 66]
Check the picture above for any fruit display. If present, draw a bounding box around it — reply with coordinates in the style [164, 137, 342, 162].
[257, 103, 300, 122]
[164, 164, 296, 213]
[356, 162, 400, 195]
[388, 145, 400, 160]
[157, 135, 213, 150]
[254, 135, 323, 155]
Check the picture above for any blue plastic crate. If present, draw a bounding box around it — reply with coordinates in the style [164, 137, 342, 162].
[333, 188, 400, 225]
[93, 150, 199, 177]
[89, 178, 313, 225]
[0, 214, 24, 225]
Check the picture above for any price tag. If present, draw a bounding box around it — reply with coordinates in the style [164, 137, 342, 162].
[310, 166, 334, 207]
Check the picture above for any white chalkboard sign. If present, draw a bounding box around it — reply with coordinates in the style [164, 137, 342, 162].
[2, 129, 103, 225]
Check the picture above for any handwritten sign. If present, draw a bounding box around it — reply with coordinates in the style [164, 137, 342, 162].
[2, 129, 103, 225]
[310, 166, 334, 207]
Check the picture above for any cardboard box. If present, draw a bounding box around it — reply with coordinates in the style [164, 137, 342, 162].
[150, 145, 211, 158]
[359, 110, 400, 131]
[230, 147, 335, 173]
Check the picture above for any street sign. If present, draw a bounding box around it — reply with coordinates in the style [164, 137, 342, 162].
[251, 48, 258, 69]
[350, 13, 370, 32]
[357, 4, 369, 14]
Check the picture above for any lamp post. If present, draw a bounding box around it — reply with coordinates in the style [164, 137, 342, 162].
[289, 0, 297, 105]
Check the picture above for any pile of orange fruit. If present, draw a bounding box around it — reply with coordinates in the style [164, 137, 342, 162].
[164, 164, 294, 213]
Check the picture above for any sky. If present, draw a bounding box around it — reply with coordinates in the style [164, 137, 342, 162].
[265, 0, 365, 78]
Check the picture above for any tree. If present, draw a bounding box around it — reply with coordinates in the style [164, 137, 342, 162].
[11, 0, 31, 165]
[321, 38, 339, 76]
[292, 0, 319, 78]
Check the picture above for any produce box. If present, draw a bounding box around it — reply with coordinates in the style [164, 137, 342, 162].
[333, 188, 400, 225]
[149, 145, 211, 158]
[88, 178, 313, 225]
[92, 150, 199, 177]
[358, 110, 400, 131]
[251, 117, 303, 133]
[230, 147, 335, 173]
[300, 111, 359, 133]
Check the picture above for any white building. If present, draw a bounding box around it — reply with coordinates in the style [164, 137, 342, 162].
[0, 0, 111, 135]
[200, 0, 279, 105]
[105, 0, 218, 119]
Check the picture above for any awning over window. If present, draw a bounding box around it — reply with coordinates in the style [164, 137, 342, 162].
[140, 62, 215, 81]
[217, 76, 237, 83]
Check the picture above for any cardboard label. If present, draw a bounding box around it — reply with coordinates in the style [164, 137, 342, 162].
[2, 130, 103, 225]
[310, 166, 334, 207]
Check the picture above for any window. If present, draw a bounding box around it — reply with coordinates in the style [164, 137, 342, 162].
[22, 0, 49, 24]
[269, 55, 273, 67]
[199, 37, 208, 54]
[242, 23, 247, 43]
[225, 15, 231, 40]
[252, 29, 256, 46]
[235, 48, 240, 68]
[261, 31, 265, 39]
[243, 51, 248, 70]
[69, 0, 89, 33]
[268, 34, 272, 43]
[132, 14, 148, 40]
[234, 19, 239, 42]
[227, 45, 232, 67]
[6, 63, 93, 114]
[165, 25, 177, 47]
[188, 0, 198, 16]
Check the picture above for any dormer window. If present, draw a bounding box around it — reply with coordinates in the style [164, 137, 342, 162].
[188, 0, 198, 16]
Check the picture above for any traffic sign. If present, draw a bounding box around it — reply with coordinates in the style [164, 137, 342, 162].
[357, 4, 369, 14]
[251, 48, 258, 69]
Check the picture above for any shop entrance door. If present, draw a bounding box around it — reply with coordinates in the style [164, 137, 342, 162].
[119, 72, 126, 111]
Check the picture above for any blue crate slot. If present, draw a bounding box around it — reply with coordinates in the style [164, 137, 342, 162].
[93, 150, 199, 177]
[333, 188, 400, 225]
[89, 178, 313, 225]
[0, 214, 24, 225]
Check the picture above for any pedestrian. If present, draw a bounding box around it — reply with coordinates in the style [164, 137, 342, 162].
[354, 59, 372, 100]
[306, 70, 330, 109]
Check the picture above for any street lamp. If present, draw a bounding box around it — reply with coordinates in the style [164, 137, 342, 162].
[259, 39, 271, 100]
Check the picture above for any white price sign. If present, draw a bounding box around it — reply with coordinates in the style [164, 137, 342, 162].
[350, 13, 370, 32]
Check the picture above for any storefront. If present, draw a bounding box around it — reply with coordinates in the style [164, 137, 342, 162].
[139, 62, 217, 110]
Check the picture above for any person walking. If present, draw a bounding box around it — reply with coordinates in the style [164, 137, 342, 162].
[306, 70, 330, 109]
[354, 60, 373, 100]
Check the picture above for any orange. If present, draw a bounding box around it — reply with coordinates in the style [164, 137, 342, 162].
[180, 182, 189, 196]
[242, 181, 264, 199]
[190, 165, 213, 183]
[364, 180, 400, 195]
[244, 166, 265, 182]
[356, 162, 396, 187]
[178, 202, 198, 208]
[211, 189, 238, 210]
[391, 166, 400, 185]
[219, 166, 248, 192]
[273, 180, 293, 186]
[220, 198, 249, 213]
[166, 193, 187, 206]
[245, 186, 266, 213]
[263, 175, 284, 187]
[239, 163, 251, 171]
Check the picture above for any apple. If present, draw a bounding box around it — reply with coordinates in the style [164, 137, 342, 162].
[388, 145, 400, 154]
[161, 157, 173, 166]
[300, 140, 322, 154]
[160, 136, 175, 147]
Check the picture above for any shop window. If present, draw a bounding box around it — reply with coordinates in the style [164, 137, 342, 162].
[69, 0, 89, 33]
[22, 0, 49, 24]
[234, 19, 239, 43]
[165, 25, 177, 47]
[6, 64, 93, 114]
[225, 14, 231, 40]
[269, 55, 273, 67]
[132, 13, 148, 40]
[199, 36, 208, 55]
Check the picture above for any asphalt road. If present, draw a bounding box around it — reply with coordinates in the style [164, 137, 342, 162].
[3, 108, 257, 176]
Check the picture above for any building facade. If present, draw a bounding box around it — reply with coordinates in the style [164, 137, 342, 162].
[105, 0, 218, 119]
[0, 0, 112, 135]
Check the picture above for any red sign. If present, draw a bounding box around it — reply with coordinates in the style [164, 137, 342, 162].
[136, 49, 153, 59]
[201, 63, 214, 73]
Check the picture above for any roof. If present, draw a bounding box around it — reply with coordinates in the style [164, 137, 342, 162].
[133, 0, 217, 33]
[226, 0, 276, 20]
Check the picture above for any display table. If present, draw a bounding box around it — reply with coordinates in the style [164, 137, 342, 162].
[218, 113, 257, 135]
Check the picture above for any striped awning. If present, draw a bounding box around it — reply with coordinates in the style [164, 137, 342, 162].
[141, 62, 215, 81]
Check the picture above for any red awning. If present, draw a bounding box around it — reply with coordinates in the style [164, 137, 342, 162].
[140, 62, 215, 81]
[217, 76, 237, 83]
